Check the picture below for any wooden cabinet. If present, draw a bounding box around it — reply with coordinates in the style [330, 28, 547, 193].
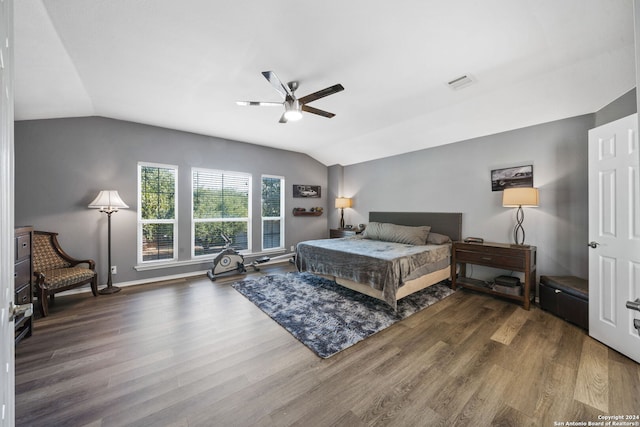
[329, 228, 359, 238]
[451, 241, 536, 310]
[15, 226, 33, 344]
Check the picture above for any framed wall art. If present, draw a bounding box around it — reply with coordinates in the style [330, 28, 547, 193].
[491, 165, 533, 191]
[293, 184, 321, 198]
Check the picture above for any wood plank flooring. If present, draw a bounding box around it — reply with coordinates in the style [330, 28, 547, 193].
[14, 265, 640, 426]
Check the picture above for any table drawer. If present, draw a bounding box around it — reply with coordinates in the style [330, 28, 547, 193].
[15, 283, 31, 305]
[15, 258, 31, 288]
[16, 234, 31, 260]
[456, 250, 525, 270]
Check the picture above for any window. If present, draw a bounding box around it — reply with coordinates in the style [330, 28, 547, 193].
[262, 175, 284, 251]
[192, 168, 251, 256]
[138, 163, 178, 263]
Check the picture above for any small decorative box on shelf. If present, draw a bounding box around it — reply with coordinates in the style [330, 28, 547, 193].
[292, 207, 323, 216]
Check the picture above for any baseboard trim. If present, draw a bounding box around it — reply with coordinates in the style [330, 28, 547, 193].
[59, 256, 294, 295]
[61, 269, 209, 295]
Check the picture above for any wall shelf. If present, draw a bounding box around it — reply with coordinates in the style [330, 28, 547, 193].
[292, 209, 322, 216]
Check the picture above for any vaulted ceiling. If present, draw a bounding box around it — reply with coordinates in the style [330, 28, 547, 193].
[14, 0, 636, 166]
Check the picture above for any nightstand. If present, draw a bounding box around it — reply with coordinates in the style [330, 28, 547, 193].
[451, 241, 537, 310]
[329, 228, 360, 238]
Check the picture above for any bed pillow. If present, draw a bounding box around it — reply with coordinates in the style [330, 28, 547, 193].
[362, 222, 431, 245]
[426, 232, 451, 245]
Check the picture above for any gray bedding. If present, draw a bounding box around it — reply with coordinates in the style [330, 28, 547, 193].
[295, 236, 451, 307]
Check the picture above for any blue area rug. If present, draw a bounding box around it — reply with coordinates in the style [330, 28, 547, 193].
[231, 272, 455, 358]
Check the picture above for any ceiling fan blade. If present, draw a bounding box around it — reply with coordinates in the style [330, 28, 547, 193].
[298, 84, 344, 105]
[236, 101, 283, 107]
[279, 113, 288, 124]
[302, 104, 336, 118]
[262, 71, 292, 99]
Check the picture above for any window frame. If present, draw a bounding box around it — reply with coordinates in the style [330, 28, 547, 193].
[191, 167, 252, 259]
[137, 162, 179, 265]
[261, 174, 285, 252]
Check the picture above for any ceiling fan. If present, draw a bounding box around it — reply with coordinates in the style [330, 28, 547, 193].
[236, 71, 344, 123]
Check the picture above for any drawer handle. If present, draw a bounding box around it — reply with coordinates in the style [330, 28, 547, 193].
[22, 242, 27, 248]
[481, 256, 492, 261]
[555, 289, 562, 294]
[21, 294, 28, 303]
[14, 272, 17, 278]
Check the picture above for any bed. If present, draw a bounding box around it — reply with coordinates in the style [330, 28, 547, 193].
[296, 212, 463, 308]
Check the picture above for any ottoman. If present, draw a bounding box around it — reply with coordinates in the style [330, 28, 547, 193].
[539, 275, 589, 330]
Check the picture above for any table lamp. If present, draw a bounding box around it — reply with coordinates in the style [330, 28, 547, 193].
[335, 197, 352, 229]
[503, 187, 539, 245]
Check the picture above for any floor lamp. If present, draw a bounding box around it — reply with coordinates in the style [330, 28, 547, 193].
[89, 190, 129, 294]
[502, 187, 539, 245]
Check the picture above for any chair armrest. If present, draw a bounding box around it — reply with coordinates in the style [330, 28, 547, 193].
[33, 271, 45, 285]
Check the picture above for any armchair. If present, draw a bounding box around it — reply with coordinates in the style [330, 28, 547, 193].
[32, 231, 98, 317]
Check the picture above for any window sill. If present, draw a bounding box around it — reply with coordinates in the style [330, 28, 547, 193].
[134, 258, 208, 271]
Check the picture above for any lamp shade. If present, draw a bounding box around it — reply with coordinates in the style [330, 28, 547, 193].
[502, 187, 539, 207]
[335, 197, 353, 209]
[88, 190, 129, 210]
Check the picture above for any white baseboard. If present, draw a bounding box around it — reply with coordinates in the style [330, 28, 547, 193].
[59, 256, 294, 295]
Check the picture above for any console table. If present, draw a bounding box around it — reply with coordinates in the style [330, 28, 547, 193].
[451, 241, 537, 310]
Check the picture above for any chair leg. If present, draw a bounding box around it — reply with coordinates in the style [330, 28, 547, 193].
[90, 274, 98, 297]
[37, 285, 49, 317]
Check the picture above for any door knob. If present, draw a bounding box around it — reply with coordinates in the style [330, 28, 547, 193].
[626, 298, 640, 312]
[588, 241, 600, 249]
[8, 301, 33, 322]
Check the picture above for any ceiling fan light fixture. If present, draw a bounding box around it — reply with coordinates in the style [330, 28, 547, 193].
[284, 99, 303, 121]
[239, 71, 343, 123]
[284, 110, 303, 121]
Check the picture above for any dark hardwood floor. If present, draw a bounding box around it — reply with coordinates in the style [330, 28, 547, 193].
[15, 264, 640, 426]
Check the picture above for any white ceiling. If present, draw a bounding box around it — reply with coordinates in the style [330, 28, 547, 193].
[14, 0, 636, 166]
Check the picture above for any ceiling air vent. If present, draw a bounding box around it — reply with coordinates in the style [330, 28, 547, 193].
[447, 74, 475, 90]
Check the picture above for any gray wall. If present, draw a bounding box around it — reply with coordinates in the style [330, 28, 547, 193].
[15, 117, 328, 285]
[15, 90, 637, 287]
[595, 88, 637, 127]
[330, 93, 635, 282]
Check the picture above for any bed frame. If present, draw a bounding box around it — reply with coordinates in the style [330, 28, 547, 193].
[331, 211, 463, 304]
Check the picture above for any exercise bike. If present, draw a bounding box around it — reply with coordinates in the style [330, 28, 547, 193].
[206, 233, 246, 281]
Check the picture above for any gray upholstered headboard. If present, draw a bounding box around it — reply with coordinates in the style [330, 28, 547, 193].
[369, 212, 462, 242]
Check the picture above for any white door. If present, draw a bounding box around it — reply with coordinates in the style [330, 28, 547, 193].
[588, 113, 640, 364]
[0, 0, 15, 425]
